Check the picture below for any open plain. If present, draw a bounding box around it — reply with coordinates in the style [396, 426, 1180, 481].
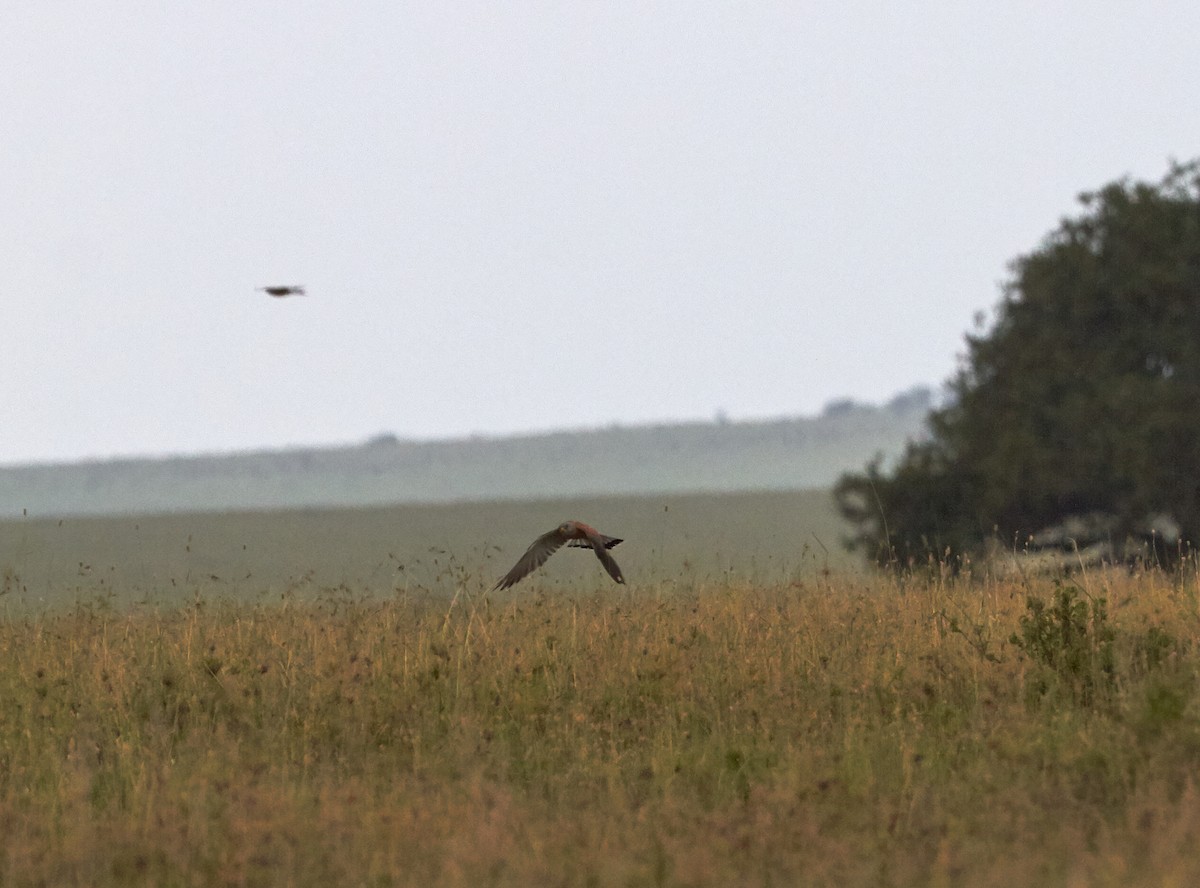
[0, 489, 848, 611]
[1, 492, 1199, 886]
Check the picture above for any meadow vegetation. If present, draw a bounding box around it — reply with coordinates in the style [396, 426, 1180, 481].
[1, 562, 1199, 886]
[0, 489, 850, 610]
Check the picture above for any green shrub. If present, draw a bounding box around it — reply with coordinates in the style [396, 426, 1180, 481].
[1010, 583, 1115, 707]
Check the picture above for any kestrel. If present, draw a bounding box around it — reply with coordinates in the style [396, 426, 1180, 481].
[258, 285, 306, 297]
[493, 520, 625, 590]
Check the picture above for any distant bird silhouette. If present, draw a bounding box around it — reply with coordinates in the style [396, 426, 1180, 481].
[493, 521, 625, 590]
[258, 285, 306, 297]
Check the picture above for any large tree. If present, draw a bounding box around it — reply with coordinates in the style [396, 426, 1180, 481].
[836, 160, 1200, 566]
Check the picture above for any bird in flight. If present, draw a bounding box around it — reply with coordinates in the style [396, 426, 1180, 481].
[493, 520, 625, 590]
[258, 285, 306, 297]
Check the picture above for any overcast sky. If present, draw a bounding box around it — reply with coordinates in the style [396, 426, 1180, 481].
[4, 3, 1198, 465]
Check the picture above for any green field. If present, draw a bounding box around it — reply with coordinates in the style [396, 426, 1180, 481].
[0, 488, 850, 611]
[3, 493, 1200, 886]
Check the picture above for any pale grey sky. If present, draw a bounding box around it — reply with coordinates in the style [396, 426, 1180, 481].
[4, 3, 1198, 465]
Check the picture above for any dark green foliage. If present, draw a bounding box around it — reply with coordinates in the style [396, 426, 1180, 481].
[837, 160, 1200, 565]
[1009, 583, 1115, 707]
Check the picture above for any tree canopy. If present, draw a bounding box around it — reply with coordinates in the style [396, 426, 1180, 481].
[836, 160, 1200, 567]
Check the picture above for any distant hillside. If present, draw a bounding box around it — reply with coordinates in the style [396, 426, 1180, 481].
[0, 389, 933, 518]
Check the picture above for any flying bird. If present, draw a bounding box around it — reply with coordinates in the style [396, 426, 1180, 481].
[258, 285, 306, 297]
[493, 520, 625, 590]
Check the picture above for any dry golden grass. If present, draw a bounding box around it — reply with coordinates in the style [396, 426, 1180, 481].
[1, 566, 1199, 886]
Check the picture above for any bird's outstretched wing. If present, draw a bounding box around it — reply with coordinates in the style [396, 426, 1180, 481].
[493, 527, 569, 590]
[590, 539, 625, 584]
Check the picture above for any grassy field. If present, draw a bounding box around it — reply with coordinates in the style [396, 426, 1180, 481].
[3, 498, 1200, 886]
[0, 488, 850, 611]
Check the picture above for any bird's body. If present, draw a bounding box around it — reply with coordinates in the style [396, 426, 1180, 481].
[258, 285, 306, 297]
[493, 520, 625, 590]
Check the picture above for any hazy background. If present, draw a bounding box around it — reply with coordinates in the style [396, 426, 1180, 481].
[0, 394, 929, 516]
[4, 3, 1199, 466]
